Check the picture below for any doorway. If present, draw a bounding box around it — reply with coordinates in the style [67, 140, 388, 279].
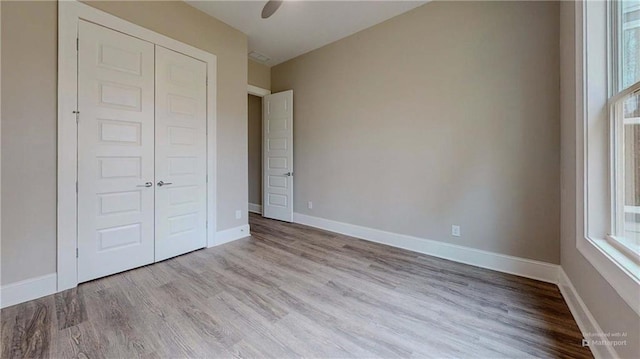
[247, 86, 294, 222]
[248, 93, 263, 215]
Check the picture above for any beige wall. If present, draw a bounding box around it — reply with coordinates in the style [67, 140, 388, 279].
[248, 59, 270, 90]
[560, 3, 639, 358]
[248, 95, 262, 206]
[1, 0, 58, 285]
[272, 1, 561, 263]
[0, 0, 249, 285]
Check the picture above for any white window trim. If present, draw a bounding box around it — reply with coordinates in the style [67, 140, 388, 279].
[575, 0, 640, 316]
[57, 1, 217, 291]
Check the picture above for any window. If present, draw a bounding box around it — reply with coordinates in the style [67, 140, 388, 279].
[610, 0, 640, 263]
[575, 0, 640, 316]
[619, 0, 640, 89]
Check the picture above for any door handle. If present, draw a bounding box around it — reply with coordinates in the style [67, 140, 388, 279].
[157, 181, 173, 187]
[137, 182, 153, 188]
[284, 172, 293, 177]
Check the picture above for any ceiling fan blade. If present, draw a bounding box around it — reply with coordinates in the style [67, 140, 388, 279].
[261, 0, 283, 19]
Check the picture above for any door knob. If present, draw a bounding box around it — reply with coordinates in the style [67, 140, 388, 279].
[284, 172, 293, 177]
[157, 181, 173, 187]
[137, 182, 153, 187]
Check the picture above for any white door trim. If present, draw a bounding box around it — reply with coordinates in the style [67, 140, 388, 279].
[57, 0, 217, 291]
[247, 84, 269, 217]
[248, 84, 271, 97]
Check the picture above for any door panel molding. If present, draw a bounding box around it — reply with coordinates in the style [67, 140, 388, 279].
[155, 46, 208, 261]
[262, 90, 294, 222]
[58, 0, 217, 291]
[77, 21, 156, 282]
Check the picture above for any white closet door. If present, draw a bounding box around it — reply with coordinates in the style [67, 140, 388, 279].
[77, 20, 155, 282]
[154, 46, 208, 261]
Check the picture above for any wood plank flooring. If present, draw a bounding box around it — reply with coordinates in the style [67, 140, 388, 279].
[1, 213, 592, 358]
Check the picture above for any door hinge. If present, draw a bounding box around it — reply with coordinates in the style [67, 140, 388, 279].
[76, 248, 79, 258]
[76, 37, 79, 51]
[76, 181, 78, 193]
[73, 110, 79, 123]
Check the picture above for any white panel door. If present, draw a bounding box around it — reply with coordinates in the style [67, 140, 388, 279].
[263, 90, 294, 222]
[77, 20, 155, 282]
[155, 46, 208, 261]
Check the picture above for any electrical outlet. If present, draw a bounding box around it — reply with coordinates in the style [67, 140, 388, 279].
[451, 225, 461, 237]
[308, 201, 313, 209]
[235, 210, 242, 220]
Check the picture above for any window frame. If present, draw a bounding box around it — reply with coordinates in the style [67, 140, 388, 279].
[575, 0, 640, 316]
[608, 0, 640, 264]
[608, 80, 640, 264]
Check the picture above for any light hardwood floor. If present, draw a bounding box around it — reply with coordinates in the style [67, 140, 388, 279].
[1, 213, 592, 358]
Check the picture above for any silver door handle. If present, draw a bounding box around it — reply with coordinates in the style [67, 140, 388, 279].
[137, 182, 153, 188]
[157, 181, 173, 187]
[284, 172, 293, 177]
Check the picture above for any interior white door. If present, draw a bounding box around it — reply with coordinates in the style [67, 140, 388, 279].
[154, 46, 208, 261]
[77, 20, 155, 282]
[263, 90, 294, 222]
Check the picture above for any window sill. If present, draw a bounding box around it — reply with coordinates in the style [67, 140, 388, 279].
[577, 236, 640, 315]
[606, 235, 640, 264]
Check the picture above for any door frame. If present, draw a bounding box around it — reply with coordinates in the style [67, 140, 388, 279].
[248, 85, 271, 97]
[57, 1, 217, 291]
[247, 85, 270, 215]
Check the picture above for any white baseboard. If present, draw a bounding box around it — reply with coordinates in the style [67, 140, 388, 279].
[1, 273, 57, 309]
[293, 213, 560, 283]
[248, 203, 262, 214]
[557, 269, 619, 359]
[210, 224, 251, 247]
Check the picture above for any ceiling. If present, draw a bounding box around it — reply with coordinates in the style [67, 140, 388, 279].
[185, 1, 428, 66]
